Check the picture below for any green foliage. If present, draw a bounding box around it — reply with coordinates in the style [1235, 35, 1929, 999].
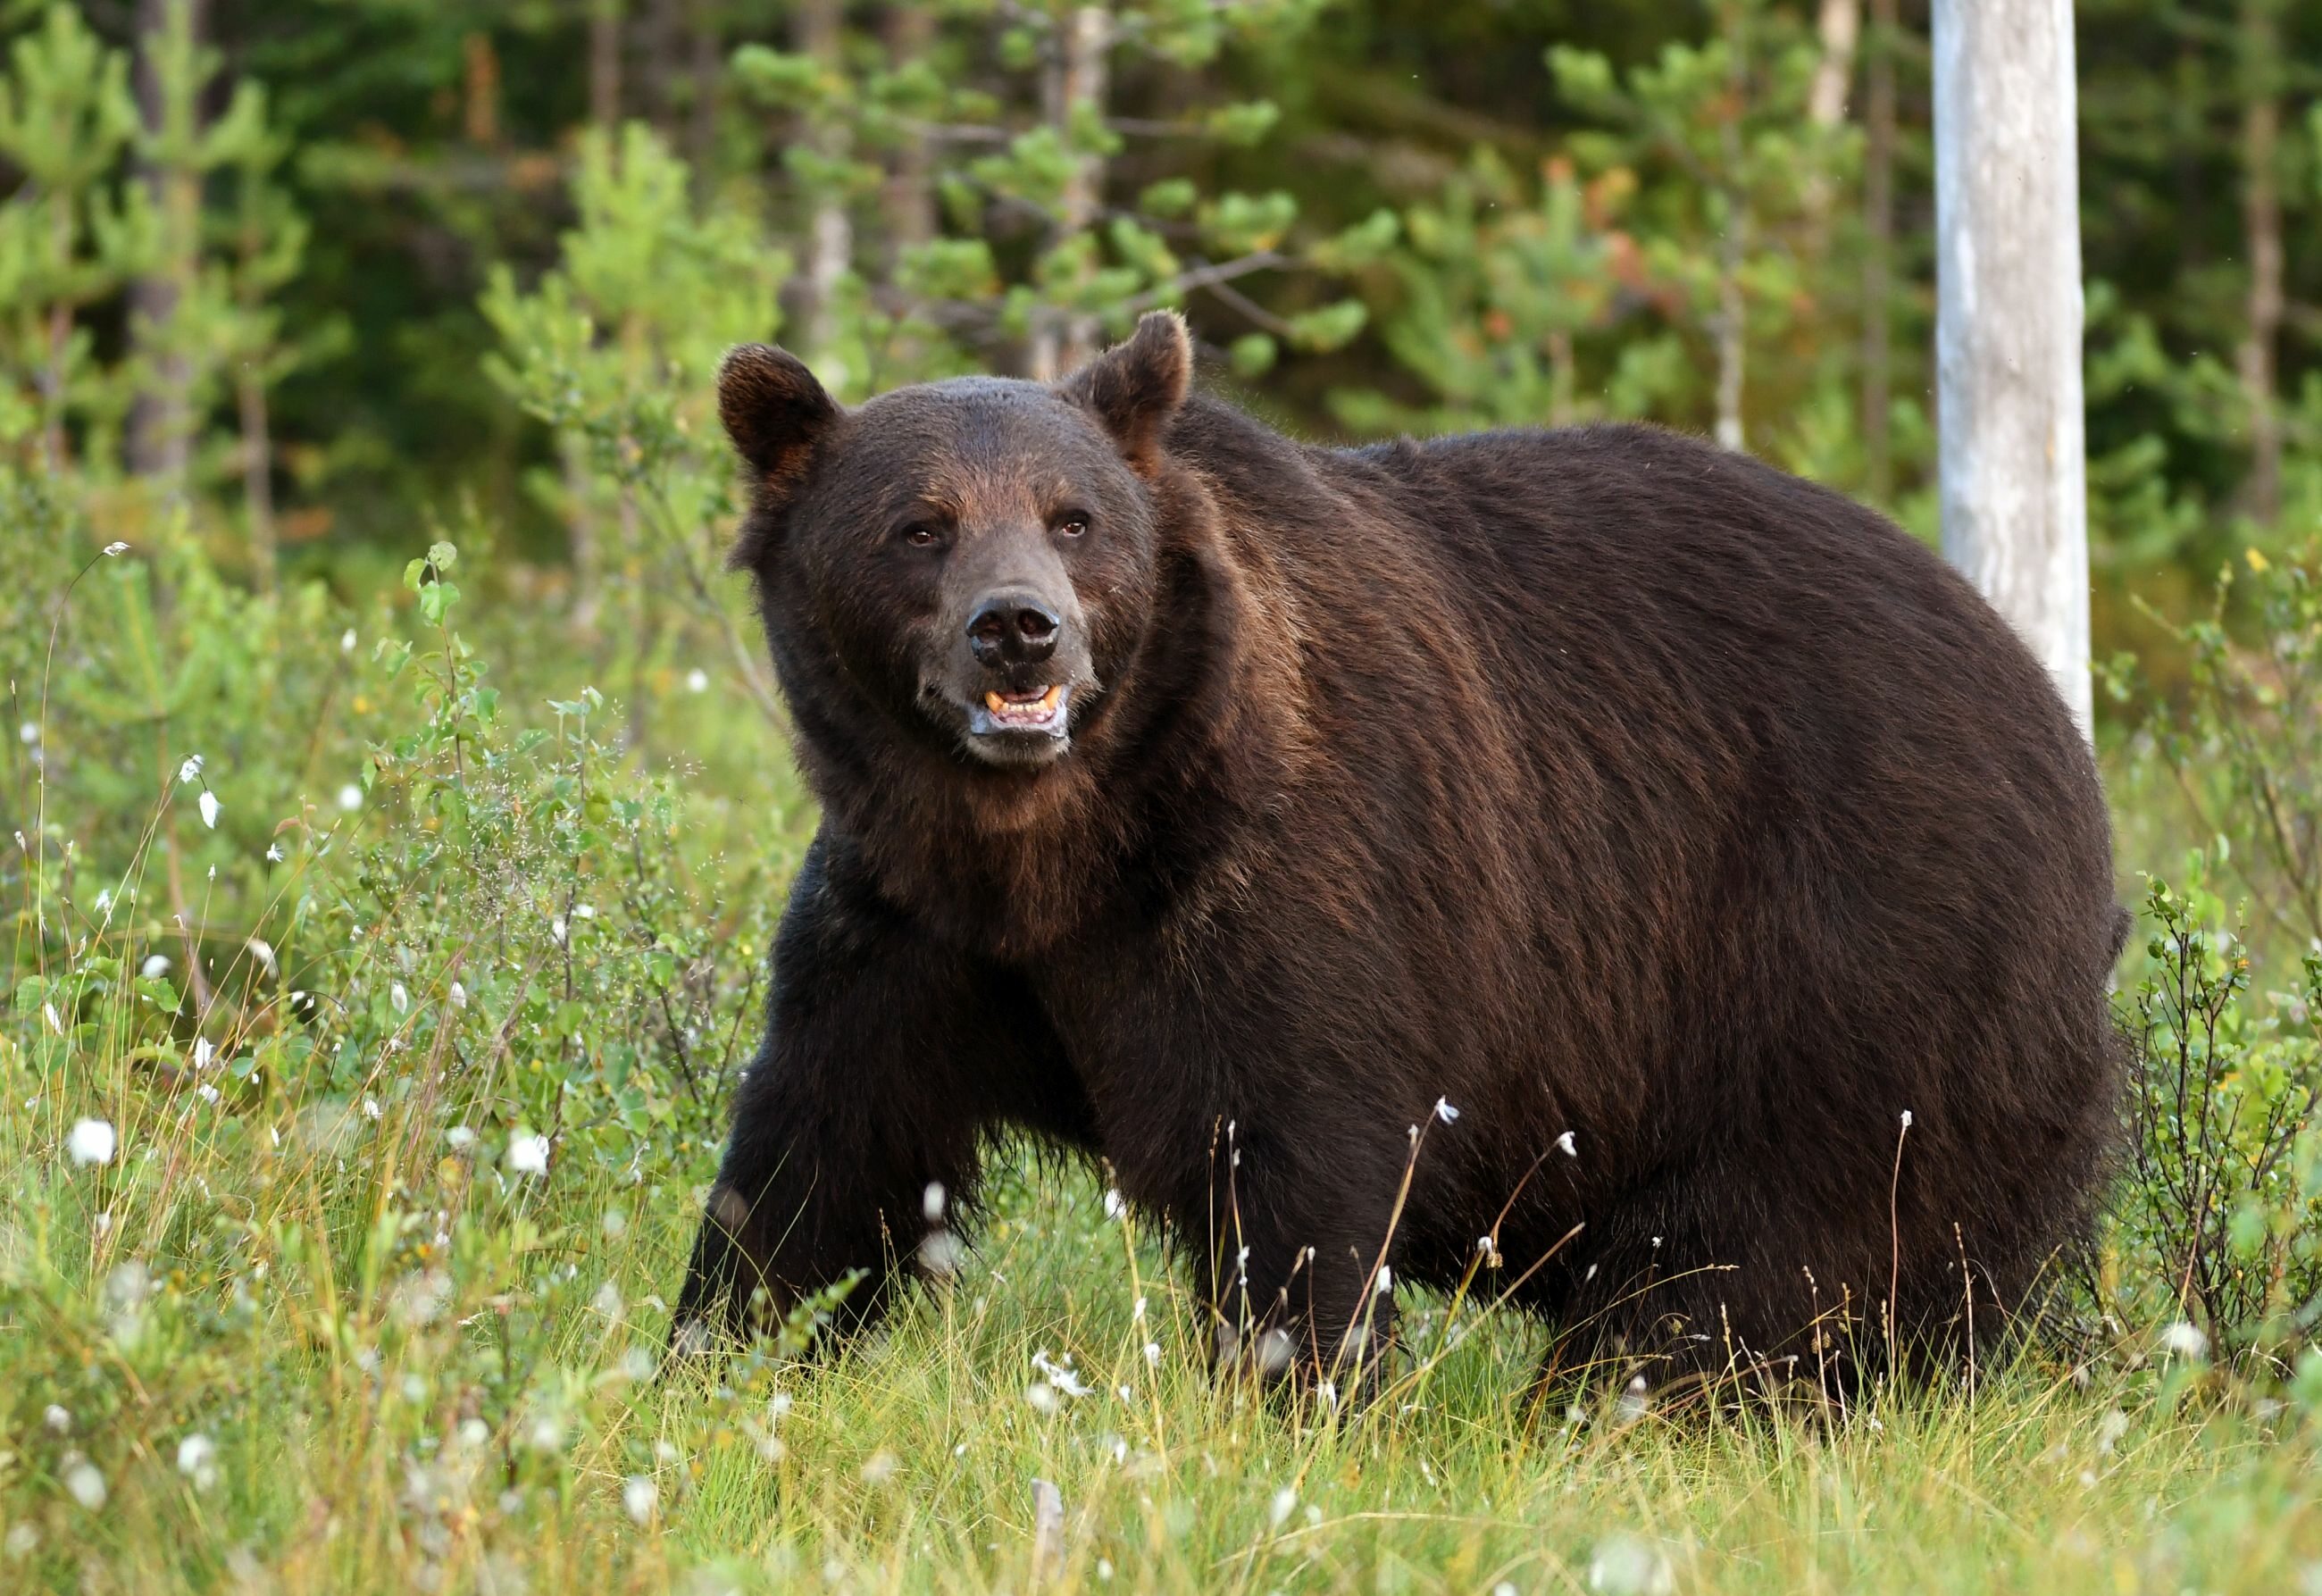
[2127, 548, 2322, 950]
[1333, 150, 1623, 435]
[480, 122, 792, 741]
[2107, 867, 2322, 1365]
[0, 5, 147, 467]
[0, 1, 2307, 646]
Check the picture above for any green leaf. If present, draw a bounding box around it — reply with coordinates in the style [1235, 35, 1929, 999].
[1310, 209, 1400, 272]
[1139, 179, 1198, 219]
[417, 579, 461, 626]
[1229, 333, 1277, 379]
[1287, 299, 1367, 352]
[1206, 100, 1280, 147]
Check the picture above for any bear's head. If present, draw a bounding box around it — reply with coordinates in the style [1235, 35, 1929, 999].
[717, 313, 1191, 773]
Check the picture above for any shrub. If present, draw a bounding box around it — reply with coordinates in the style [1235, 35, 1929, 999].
[2103, 865, 2322, 1367]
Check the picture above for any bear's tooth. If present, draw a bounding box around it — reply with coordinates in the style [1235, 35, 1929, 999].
[985, 691, 1006, 713]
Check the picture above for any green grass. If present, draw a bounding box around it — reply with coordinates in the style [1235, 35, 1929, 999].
[4, 1103, 2318, 1594]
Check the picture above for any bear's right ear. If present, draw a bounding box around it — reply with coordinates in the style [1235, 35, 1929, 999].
[717, 342, 839, 495]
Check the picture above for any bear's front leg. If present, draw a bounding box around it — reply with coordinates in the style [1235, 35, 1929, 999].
[672, 833, 1078, 1354]
[1185, 1111, 1416, 1397]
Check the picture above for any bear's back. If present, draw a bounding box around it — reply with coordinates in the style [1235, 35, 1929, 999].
[1164, 399, 2118, 1080]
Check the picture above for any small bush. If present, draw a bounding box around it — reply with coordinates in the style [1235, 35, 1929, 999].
[2104, 865, 2322, 1366]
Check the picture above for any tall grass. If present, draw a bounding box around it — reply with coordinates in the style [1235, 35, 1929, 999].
[6, 1124, 2321, 1592]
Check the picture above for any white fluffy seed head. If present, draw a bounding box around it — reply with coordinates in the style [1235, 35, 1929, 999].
[622, 1475, 656, 1525]
[63, 1456, 105, 1510]
[2158, 1321, 2208, 1359]
[1586, 1533, 1675, 1595]
[68, 1119, 115, 1166]
[917, 1229, 965, 1275]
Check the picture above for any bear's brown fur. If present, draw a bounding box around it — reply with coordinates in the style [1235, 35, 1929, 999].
[674, 312, 2126, 1390]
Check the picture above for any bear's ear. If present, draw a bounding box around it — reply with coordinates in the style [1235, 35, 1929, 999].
[1060, 310, 1191, 477]
[718, 342, 839, 492]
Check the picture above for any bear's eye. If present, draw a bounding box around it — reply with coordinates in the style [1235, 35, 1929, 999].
[1054, 512, 1091, 539]
[898, 521, 946, 549]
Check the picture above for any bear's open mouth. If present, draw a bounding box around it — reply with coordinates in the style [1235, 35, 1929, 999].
[970, 683, 1069, 739]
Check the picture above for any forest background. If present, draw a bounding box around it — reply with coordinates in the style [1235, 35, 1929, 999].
[14, 0, 2321, 656]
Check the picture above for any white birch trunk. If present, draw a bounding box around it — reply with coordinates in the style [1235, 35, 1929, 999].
[794, 0, 850, 358]
[2235, 0, 2283, 524]
[1031, 5, 1109, 381]
[1808, 0, 1860, 129]
[1861, 0, 1897, 498]
[1933, 0, 2091, 740]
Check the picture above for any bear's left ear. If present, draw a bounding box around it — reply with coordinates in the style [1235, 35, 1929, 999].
[1060, 310, 1191, 477]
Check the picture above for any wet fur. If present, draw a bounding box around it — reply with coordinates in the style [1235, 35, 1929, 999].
[676, 324, 2126, 1388]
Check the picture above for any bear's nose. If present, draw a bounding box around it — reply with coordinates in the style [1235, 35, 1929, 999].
[966, 591, 1062, 667]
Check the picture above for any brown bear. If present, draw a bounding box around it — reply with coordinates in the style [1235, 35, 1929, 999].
[673, 310, 2126, 1391]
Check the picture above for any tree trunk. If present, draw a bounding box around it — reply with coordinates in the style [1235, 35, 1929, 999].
[463, 31, 500, 146]
[1800, 0, 1859, 252]
[238, 366, 275, 590]
[1808, 0, 1860, 128]
[590, 0, 623, 130]
[126, 0, 206, 498]
[563, 436, 602, 631]
[686, 0, 720, 203]
[2235, 0, 2283, 526]
[1861, 0, 1896, 499]
[881, 3, 936, 262]
[41, 217, 72, 473]
[1711, 0, 1748, 452]
[1933, 0, 2091, 739]
[1030, 4, 1110, 381]
[576, 0, 622, 626]
[792, 0, 850, 358]
[1713, 213, 1747, 451]
[1547, 328, 1575, 430]
[640, 0, 683, 138]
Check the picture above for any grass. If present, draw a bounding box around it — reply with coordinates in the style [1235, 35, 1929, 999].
[4, 1109, 2319, 1594]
